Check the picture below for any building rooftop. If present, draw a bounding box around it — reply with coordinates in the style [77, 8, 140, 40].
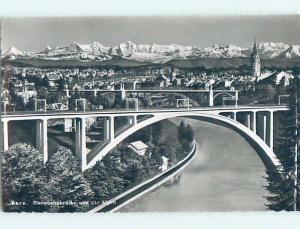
[129, 140, 148, 151]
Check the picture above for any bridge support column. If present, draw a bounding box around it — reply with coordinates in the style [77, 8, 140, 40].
[2, 120, 9, 151]
[103, 116, 114, 142]
[263, 115, 267, 143]
[209, 86, 214, 107]
[269, 111, 274, 149]
[75, 117, 86, 171]
[250, 111, 256, 133]
[129, 115, 137, 125]
[245, 113, 251, 129]
[103, 117, 110, 140]
[233, 112, 237, 121]
[36, 119, 48, 163]
[110, 117, 115, 141]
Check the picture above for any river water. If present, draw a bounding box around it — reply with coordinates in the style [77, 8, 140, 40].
[119, 118, 268, 212]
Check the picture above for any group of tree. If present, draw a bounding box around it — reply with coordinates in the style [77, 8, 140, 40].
[265, 68, 300, 211]
[2, 144, 94, 212]
[1, 141, 183, 212]
[126, 121, 162, 145]
[178, 120, 195, 151]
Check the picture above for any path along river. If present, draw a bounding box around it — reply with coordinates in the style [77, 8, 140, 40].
[119, 118, 268, 212]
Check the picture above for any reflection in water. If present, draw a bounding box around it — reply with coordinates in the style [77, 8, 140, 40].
[119, 118, 268, 212]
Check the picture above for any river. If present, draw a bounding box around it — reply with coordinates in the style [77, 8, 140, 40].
[119, 118, 268, 212]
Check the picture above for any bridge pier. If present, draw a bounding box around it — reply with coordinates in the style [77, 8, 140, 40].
[209, 86, 214, 107]
[2, 120, 9, 151]
[129, 115, 137, 125]
[235, 90, 239, 107]
[103, 116, 114, 142]
[246, 113, 251, 128]
[233, 112, 237, 121]
[263, 114, 267, 143]
[250, 111, 257, 133]
[268, 111, 274, 149]
[75, 117, 86, 171]
[36, 119, 48, 163]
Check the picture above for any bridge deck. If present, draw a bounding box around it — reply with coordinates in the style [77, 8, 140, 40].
[1, 105, 288, 121]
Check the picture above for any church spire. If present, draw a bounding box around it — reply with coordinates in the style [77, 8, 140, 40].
[251, 36, 261, 78]
[253, 37, 258, 54]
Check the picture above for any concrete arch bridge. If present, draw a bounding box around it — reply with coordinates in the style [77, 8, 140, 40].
[1, 105, 287, 171]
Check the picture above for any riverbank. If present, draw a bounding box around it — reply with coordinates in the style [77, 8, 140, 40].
[88, 140, 197, 213]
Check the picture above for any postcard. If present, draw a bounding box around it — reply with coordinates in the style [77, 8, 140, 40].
[1, 15, 299, 213]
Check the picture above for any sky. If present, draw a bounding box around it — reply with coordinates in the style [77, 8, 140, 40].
[1, 15, 300, 52]
[0, 0, 299, 16]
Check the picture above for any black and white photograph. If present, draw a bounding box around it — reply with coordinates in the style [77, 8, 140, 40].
[0, 9, 299, 215]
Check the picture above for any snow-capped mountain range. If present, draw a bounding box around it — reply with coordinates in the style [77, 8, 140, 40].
[2, 41, 300, 63]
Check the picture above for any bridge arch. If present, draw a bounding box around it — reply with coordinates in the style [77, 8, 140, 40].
[213, 92, 235, 100]
[86, 112, 281, 172]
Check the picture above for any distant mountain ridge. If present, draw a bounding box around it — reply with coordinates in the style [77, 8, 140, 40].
[2, 41, 300, 69]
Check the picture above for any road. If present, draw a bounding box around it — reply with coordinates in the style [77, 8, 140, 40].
[119, 118, 268, 212]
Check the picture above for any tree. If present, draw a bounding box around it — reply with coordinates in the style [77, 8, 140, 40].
[43, 147, 94, 212]
[25, 96, 35, 111]
[68, 88, 81, 110]
[159, 144, 177, 166]
[185, 124, 195, 143]
[42, 76, 50, 89]
[1, 144, 48, 212]
[177, 120, 186, 141]
[37, 86, 49, 100]
[84, 161, 112, 201]
[8, 82, 25, 111]
[177, 120, 195, 151]
[57, 77, 67, 92]
[99, 92, 116, 109]
[265, 69, 300, 211]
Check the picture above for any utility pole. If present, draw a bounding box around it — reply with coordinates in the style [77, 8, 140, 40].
[293, 73, 299, 211]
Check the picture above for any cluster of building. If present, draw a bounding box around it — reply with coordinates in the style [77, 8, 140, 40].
[1, 41, 295, 108]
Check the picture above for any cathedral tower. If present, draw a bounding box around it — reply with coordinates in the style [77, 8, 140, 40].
[251, 38, 261, 79]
